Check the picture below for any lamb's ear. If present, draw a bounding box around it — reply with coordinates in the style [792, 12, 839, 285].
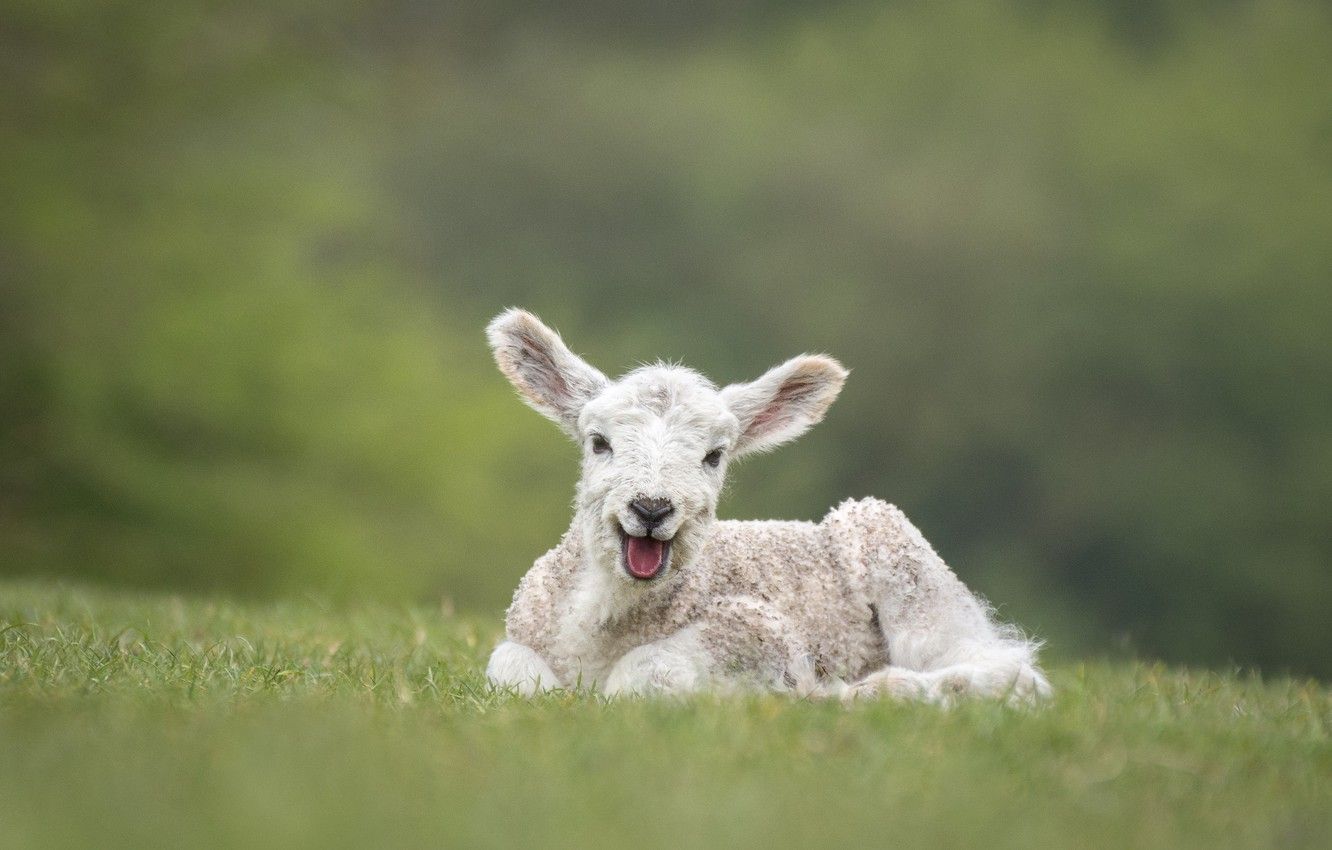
[486, 308, 608, 438]
[721, 355, 848, 458]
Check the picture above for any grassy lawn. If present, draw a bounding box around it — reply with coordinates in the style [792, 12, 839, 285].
[1, 580, 1328, 849]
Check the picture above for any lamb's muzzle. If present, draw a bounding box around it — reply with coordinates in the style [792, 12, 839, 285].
[628, 497, 675, 528]
[483, 307, 1051, 704]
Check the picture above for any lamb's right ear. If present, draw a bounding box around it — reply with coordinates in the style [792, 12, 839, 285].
[486, 309, 608, 438]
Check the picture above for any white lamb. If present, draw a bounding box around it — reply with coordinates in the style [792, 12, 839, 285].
[484, 309, 1050, 704]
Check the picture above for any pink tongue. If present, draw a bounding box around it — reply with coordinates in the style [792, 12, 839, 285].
[626, 536, 666, 578]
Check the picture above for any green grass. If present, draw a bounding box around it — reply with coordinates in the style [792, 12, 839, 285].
[1, 581, 1328, 849]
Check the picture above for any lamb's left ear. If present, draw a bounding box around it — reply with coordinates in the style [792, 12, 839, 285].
[486, 308, 609, 439]
[721, 355, 849, 458]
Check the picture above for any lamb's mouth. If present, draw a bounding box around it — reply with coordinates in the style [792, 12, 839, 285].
[618, 528, 673, 581]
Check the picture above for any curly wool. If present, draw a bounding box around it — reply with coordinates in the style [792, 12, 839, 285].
[505, 497, 1000, 691]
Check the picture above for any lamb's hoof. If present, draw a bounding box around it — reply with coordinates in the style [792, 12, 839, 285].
[1004, 663, 1053, 705]
[841, 668, 930, 703]
[920, 663, 1053, 706]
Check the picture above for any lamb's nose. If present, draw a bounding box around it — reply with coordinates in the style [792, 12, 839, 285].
[629, 497, 675, 528]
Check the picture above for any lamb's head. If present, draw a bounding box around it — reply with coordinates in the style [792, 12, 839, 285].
[487, 309, 847, 585]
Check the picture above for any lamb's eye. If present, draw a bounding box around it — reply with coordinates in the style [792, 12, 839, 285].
[590, 434, 612, 455]
[703, 448, 723, 468]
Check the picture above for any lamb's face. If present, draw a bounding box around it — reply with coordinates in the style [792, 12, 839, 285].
[487, 308, 847, 584]
[576, 368, 738, 582]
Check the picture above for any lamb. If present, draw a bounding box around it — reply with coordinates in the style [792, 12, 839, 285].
[484, 308, 1051, 704]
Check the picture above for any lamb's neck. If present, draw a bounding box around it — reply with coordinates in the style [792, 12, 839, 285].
[560, 513, 673, 630]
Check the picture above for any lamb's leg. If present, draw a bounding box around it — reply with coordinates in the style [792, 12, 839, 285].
[486, 640, 562, 695]
[842, 504, 1050, 705]
[601, 627, 711, 697]
[603, 598, 802, 698]
[847, 590, 1051, 705]
[846, 653, 1050, 706]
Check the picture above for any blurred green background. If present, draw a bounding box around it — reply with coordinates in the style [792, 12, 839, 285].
[1, 0, 1329, 677]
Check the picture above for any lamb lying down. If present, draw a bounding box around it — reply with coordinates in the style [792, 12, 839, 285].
[484, 308, 1050, 704]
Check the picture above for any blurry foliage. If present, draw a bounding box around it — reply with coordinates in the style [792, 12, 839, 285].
[1, 0, 1329, 675]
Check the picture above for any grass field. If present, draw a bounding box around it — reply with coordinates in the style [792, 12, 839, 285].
[1, 580, 1328, 849]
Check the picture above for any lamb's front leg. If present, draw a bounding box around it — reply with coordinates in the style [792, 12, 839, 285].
[603, 599, 798, 697]
[601, 627, 711, 697]
[487, 640, 562, 695]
